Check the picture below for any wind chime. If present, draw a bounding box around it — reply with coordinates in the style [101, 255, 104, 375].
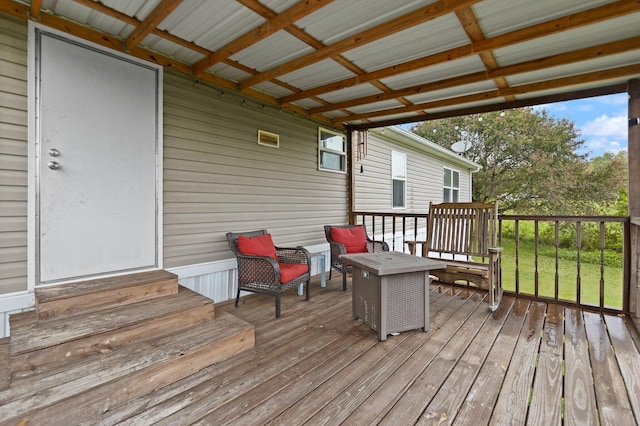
[354, 130, 367, 173]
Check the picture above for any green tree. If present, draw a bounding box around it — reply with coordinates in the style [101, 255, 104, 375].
[411, 108, 626, 215]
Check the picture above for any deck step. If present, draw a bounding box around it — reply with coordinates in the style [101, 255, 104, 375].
[0, 311, 254, 425]
[10, 286, 215, 381]
[0, 338, 9, 391]
[34, 270, 179, 321]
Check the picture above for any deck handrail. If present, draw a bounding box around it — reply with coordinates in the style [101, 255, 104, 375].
[352, 211, 631, 314]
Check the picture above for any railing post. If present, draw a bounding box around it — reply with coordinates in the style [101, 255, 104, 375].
[629, 219, 639, 317]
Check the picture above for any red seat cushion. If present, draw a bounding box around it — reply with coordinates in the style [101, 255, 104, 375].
[330, 226, 368, 253]
[279, 263, 308, 283]
[237, 233, 278, 260]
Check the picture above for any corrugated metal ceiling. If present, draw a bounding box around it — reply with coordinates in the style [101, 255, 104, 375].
[9, 0, 640, 129]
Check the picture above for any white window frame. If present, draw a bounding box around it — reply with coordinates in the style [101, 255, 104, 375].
[318, 127, 346, 173]
[443, 167, 460, 202]
[392, 151, 406, 209]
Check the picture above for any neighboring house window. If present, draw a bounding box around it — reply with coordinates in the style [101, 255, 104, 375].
[392, 151, 406, 208]
[318, 127, 346, 172]
[443, 167, 459, 202]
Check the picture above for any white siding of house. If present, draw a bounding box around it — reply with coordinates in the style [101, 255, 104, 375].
[354, 130, 473, 213]
[0, 14, 28, 296]
[163, 71, 347, 267]
[353, 129, 475, 251]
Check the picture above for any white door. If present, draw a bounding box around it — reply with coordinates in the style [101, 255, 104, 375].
[36, 31, 161, 284]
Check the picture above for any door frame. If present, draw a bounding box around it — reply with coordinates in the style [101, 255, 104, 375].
[27, 22, 164, 289]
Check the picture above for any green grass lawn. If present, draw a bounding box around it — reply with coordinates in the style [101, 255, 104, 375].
[499, 238, 624, 309]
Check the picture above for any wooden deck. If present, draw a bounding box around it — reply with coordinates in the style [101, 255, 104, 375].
[83, 275, 639, 425]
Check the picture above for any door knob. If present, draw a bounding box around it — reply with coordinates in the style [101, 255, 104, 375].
[49, 148, 60, 157]
[48, 161, 61, 170]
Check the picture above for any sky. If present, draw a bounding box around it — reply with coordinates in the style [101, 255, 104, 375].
[533, 93, 628, 159]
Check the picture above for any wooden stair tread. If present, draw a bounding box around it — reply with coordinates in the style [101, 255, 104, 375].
[11, 286, 212, 356]
[7, 310, 37, 331]
[0, 311, 254, 423]
[35, 270, 177, 303]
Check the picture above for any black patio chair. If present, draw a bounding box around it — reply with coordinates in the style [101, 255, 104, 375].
[323, 224, 389, 291]
[226, 230, 311, 318]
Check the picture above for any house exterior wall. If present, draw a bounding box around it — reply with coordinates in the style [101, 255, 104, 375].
[0, 14, 28, 296]
[354, 128, 474, 214]
[162, 71, 346, 267]
[0, 13, 343, 333]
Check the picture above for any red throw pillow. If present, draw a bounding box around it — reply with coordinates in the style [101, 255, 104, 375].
[237, 234, 278, 260]
[330, 226, 368, 253]
[279, 263, 308, 283]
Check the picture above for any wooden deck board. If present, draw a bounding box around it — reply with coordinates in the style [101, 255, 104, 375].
[453, 297, 531, 425]
[527, 303, 565, 424]
[264, 286, 464, 426]
[584, 311, 636, 424]
[489, 301, 547, 425]
[375, 292, 490, 425]
[311, 291, 485, 426]
[28, 274, 640, 426]
[563, 307, 599, 425]
[603, 314, 640, 423]
[414, 296, 517, 425]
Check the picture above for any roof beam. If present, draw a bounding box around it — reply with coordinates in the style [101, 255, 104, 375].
[191, 0, 335, 76]
[281, 0, 640, 105]
[455, 6, 516, 102]
[337, 63, 640, 123]
[237, 0, 481, 90]
[308, 35, 640, 115]
[350, 83, 629, 130]
[124, 0, 184, 50]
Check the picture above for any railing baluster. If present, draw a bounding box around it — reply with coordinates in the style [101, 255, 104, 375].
[599, 221, 606, 309]
[554, 220, 559, 300]
[534, 220, 539, 298]
[515, 219, 520, 295]
[401, 216, 406, 253]
[576, 221, 582, 305]
[391, 216, 396, 251]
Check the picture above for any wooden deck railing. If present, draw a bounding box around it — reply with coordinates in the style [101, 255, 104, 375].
[351, 211, 631, 314]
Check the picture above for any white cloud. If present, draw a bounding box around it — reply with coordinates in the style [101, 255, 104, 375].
[580, 114, 627, 156]
[582, 114, 627, 139]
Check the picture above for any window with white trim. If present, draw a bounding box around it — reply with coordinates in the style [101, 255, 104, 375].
[318, 127, 346, 173]
[443, 167, 459, 202]
[392, 151, 406, 208]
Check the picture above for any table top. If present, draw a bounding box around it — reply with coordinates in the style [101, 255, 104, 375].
[339, 251, 446, 276]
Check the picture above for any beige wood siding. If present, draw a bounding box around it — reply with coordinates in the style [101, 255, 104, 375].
[354, 130, 473, 214]
[0, 13, 28, 294]
[163, 72, 347, 267]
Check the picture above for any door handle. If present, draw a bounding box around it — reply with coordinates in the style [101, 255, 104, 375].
[48, 161, 62, 170]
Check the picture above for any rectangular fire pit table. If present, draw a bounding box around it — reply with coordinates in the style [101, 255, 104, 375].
[340, 251, 446, 341]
